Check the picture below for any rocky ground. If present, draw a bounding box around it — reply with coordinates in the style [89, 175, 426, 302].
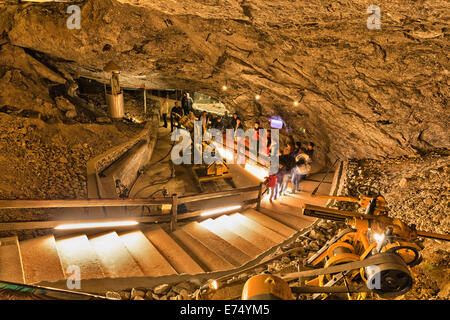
[107, 153, 449, 300]
[0, 58, 146, 237]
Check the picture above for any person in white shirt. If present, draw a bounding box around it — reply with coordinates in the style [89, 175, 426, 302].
[160, 96, 169, 128]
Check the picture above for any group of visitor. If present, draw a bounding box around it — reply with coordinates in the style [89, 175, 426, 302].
[265, 137, 315, 202]
[160, 95, 315, 201]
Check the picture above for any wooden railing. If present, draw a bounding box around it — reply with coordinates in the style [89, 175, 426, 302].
[0, 183, 264, 232]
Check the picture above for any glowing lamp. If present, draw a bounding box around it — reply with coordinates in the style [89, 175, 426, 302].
[270, 118, 283, 129]
[55, 220, 138, 230]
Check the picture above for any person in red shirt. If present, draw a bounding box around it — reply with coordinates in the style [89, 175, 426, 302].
[264, 173, 277, 202]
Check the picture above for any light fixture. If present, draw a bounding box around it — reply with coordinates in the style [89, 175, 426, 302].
[293, 101, 299, 106]
[209, 280, 219, 290]
[255, 88, 263, 100]
[55, 220, 139, 230]
[201, 205, 242, 217]
[222, 85, 228, 91]
[373, 232, 384, 243]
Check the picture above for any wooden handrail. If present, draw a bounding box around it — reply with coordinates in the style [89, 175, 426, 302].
[0, 198, 172, 209]
[0, 185, 261, 210]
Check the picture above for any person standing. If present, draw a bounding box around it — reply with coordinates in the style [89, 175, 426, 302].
[182, 92, 194, 116]
[160, 96, 169, 128]
[273, 164, 287, 200]
[200, 111, 209, 131]
[305, 142, 315, 158]
[280, 136, 296, 196]
[292, 149, 311, 193]
[170, 101, 183, 132]
[231, 112, 238, 130]
[264, 173, 277, 202]
[213, 116, 225, 132]
[289, 142, 302, 193]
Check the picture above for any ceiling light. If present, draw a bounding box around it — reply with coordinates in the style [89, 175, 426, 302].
[222, 85, 228, 91]
[255, 94, 261, 100]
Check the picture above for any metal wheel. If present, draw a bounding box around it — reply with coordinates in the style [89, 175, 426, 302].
[357, 185, 380, 198]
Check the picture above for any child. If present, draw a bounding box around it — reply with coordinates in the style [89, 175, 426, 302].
[264, 173, 277, 202]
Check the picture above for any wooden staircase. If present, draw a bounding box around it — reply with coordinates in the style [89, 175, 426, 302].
[0, 208, 313, 284]
[0, 174, 334, 286]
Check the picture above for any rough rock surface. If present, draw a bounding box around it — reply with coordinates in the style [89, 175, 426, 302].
[0, 111, 143, 239]
[0, 0, 448, 166]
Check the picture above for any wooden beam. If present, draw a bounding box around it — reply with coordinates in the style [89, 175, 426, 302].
[0, 198, 172, 210]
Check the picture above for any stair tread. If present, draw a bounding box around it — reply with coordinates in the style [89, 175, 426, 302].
[55, 234, 105, 280]
[243, 209, 296, 238]
[119, 230, 177, 277]
[258, 207, 313, 230]
[263, 199, 317, 222]
[200, 219, 262, 257]
[0, 236, 25, 283]
[88, 231, 144, 278]
[214, 215, 276, 251]
[229, 213, 286, 243]
[182, 222, 251, 266]
[19, 235, 65, 284]
[171, 228, 234, 271]
[143, 226, 204, 274]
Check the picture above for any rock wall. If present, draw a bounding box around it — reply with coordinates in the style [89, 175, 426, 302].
[0, 0, 447, 166]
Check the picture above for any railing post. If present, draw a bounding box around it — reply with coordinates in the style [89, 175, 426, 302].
[256, 182, 264, 210]
[170, 193, 178, 231]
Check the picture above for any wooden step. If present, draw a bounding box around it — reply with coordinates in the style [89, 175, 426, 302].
[55, 234, 105, 280]
[0, 236, 25, 283]
[284, 192, 332, 208]
[88, 231, 144, 278]
[200, 218, 262, 257]
[171, 228, 234, 271]
[19, 235, 65, 284]
[143, 226, 204, 274]
[229, 213, 286, 243]
[214, 215, 276, 251]
[119, 230, 177, 277]
[262, 199, 317, 223]
[243, 209, 296, 238]
[182, 222, 251, 266]
[297, 179, 332, 194]
[258, 207, 313, 230]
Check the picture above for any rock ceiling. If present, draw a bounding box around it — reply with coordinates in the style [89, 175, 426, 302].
[0, 0, 448, 164]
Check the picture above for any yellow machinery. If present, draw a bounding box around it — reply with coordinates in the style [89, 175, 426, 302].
[236, 186, 449, 300]
[242, 274, 293, 300]
[296, 186, 450, 299]
[191, 139, 234, 192]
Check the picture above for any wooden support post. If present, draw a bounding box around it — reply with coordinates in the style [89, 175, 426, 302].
[143, 88, 147, 114]
[256, 182, 264, 210]
[170, 193, 178, 231]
